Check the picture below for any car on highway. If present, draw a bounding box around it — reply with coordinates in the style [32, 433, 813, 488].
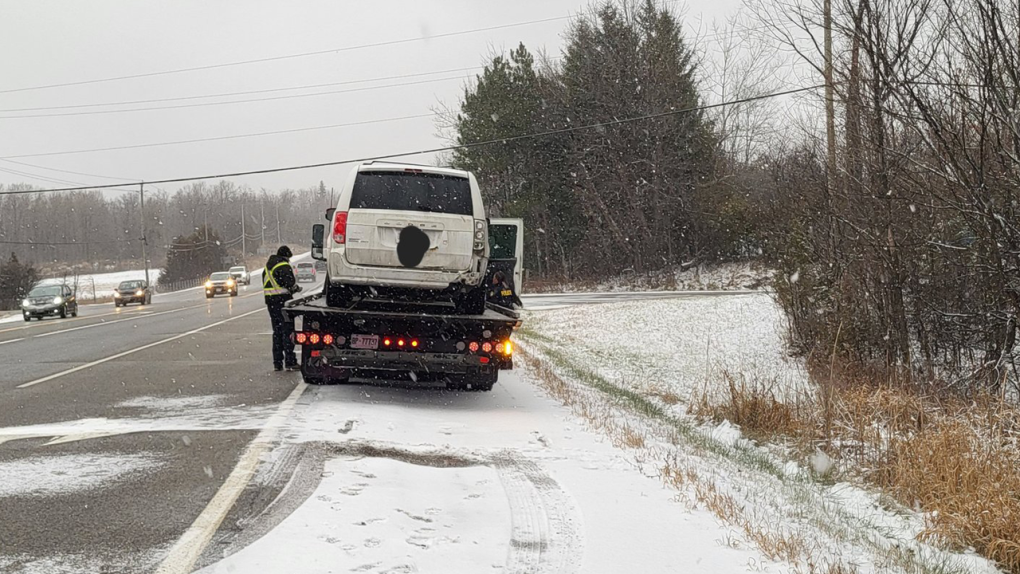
[295, 261, 316, 283]
[113, 280, 152, 306]
[21, 283, 78, 321]
[205, 272, 238, 298]
[228, 265, 250, 285]
[314, 260, 326, 273]
[322, 161, 490, 313]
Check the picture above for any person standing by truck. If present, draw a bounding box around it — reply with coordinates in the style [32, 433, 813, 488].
[263, 245, 301, 371]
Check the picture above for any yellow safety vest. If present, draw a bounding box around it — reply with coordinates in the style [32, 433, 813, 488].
[263, 261, 291, 296]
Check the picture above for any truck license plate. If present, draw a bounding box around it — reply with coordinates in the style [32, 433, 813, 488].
[351, 334, 379, 350]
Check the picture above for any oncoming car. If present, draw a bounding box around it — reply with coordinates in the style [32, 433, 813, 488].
[228, 266, 250, 285]
[205, 272, 238, 298]
[22, 284, 78, 321]
[113, 280, 152, 306]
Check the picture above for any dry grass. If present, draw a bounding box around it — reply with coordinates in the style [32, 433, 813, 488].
[693, 373, 803, 441]
[694, 359, 1020, 572]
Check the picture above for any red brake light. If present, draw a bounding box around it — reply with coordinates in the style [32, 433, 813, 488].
[397, 339, 405, 347]
[333, 211, 348, 244]
[482, 342, 493, 353]
[383, 338, 392, 346]
[309, 333, 321, 345]
[479, 357, 490, 364]
[295, 333, 308, 344]
[468, 342, 479, 353]
[311, 350, 321, 357]
[322, 334, 334, 346]
[410, 339, 419, 348]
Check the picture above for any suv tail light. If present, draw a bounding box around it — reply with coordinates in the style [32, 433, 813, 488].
[333, 211, 348, 244]
[473, 219, 486, 252]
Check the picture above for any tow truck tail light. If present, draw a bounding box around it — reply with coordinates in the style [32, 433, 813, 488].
[333, 211, 348, 244]
[397, 339, 405, 347]
[482, 342, 493, 353]
[410, 339, 419, 348]
[309, 333, 321, 345]
[295, 332, 308, 344]
[322, 334, 334, 346]
[383, 337, 392, 347]
[468, 341, 479, 353]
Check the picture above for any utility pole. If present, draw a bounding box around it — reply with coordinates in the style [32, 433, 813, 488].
[260, 199, 265, 247]
[204, 209, 208, 243]
[276, 203, 281, 244]
[139, 183, 150, 286]
[824, 0, 837, 191]
[241, 202, 246, 258]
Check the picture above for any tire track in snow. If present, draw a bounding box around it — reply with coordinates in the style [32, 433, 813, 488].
[494, 451, 583, 574]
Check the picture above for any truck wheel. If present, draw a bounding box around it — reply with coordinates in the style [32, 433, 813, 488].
[23, 313, 30, 322]
[457, 286, 487, 315]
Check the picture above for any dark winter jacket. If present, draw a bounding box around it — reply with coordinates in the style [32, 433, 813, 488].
[263, 254, 298, 307]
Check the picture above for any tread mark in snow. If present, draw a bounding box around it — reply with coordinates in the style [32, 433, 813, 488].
[494, 451, 583, 574]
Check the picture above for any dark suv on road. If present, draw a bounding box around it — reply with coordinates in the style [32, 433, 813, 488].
[113, 280, 152, 306]
[22, 284, 78, 321]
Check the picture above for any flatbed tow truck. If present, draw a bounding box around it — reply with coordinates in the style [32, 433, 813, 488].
[283, 295, 520, 391]
[282, 217, 524, 391]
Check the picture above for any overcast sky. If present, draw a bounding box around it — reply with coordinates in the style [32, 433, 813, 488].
[0, 0, 743, 195]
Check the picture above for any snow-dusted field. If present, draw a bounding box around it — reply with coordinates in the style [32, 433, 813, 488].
[523, 292, 811, 405]
[516, 294, 1001, 574]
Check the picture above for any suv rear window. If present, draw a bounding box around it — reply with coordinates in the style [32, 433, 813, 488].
[350, 171, 472, 216]
[297, 263, 313, 268]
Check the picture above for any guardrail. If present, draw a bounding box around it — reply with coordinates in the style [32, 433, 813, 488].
[155, 277, 204, 294]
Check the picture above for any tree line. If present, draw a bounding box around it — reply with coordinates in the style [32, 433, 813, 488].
[0, 181, 333, 274]
[446, 0, 1019, 392]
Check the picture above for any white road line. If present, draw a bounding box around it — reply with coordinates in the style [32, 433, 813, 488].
[154, 381, 307, 574]
[32, 303, 208, 339]
[17, 308, 263, 389]
[0, 338, 25, 346]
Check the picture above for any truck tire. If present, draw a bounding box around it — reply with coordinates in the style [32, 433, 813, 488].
[457, 286, 487, 315]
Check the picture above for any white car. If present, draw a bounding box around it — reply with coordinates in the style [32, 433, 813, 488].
[321, 162, 490, 313]
[228, 266, 250, 285]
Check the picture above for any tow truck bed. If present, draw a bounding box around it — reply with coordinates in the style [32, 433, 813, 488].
[283, 293, 521, 391]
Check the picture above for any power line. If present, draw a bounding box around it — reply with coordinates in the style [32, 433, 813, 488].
[0, 65, 492, 113]
[0, 84, 824, 196]
[0, 158, 141, 182]
[0, 15, 573, 95]
[0, 76, 470, 119]
[0, 113, 435, 160]
[0, 239, 135, 245]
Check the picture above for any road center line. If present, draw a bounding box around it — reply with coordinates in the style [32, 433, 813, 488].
[17, 308, 264, 389]
[153, 381, 307, 574]
[0, 338, 25, 346]
[32, 303, 209, 339]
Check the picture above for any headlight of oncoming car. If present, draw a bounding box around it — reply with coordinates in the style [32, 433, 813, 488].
[205, 281, 213, 288]
[22, 298, 30, 307]
[114, 292, 121, 297]
[53, 297, 63, 305]
[135, 290, 144, 296]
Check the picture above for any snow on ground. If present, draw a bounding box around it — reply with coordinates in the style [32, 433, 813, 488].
[516, 294, 1002, 574]
[199, 377, 768, 574]
[531, 261, 773, 293]
[0, 453, 161, 497]
[37, 268, 163, 300]
[523, 292, 810, 405]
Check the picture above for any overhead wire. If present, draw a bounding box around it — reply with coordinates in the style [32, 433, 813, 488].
[0, 84, 825, 196]
[0, 15, 574, 95]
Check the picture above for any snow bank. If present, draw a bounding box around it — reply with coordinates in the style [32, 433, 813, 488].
[531, 261, 773, 293]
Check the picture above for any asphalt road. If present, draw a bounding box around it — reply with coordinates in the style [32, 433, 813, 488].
[0, 283, 746, 573]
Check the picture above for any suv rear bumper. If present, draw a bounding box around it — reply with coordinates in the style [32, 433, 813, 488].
[329, 250, 485, 290]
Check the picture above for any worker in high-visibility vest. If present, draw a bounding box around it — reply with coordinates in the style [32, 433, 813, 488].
[263, 245, 301, 371]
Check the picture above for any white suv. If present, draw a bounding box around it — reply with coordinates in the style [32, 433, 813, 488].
[321, 162, 490, 313]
